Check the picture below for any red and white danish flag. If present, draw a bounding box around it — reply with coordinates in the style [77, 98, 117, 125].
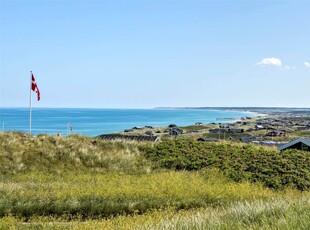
[31, 73, 40, 101]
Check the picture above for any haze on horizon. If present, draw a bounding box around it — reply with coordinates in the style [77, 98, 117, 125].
[0, 0, 309, 109]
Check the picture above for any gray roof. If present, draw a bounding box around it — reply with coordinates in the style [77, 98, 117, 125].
[97, 134, 161, 142]
[197, 137, 218, 142]
[278, 137, 310, 151]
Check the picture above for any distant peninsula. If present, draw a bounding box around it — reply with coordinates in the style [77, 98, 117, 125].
[154, 107, 310, 114]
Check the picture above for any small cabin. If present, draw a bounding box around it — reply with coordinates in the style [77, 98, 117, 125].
[296, 126, 310, 131]
[124, 129, 134, 132]
[197, 137, 218, 142]
[266, 130, 286, 137]
[278, 138, 310, 152]
[255, 125, 264, 130]
[169, 128, 183, 135]
[209, 128, 229, 134]
[195, 122, 203, 125]
[97, 134, 161, 142]
[229, 128, 244, 133]
[145, 131, 153, 136]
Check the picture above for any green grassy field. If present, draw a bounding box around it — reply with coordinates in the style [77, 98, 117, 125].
[0, 132, 309, 229]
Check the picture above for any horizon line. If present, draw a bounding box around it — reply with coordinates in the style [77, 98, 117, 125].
[1, 106, 310, 110]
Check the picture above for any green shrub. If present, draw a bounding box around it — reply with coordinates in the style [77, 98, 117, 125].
[140, 140, 310, 190]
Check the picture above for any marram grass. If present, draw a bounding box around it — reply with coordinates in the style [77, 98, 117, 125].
[0, 170, 286, 218]
[0, 196, 309, 229]
[0, 132, 150, 174]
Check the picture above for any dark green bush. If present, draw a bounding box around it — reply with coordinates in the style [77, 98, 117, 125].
[140, 140, 310, 191]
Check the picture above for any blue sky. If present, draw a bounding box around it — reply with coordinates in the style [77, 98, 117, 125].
[0, 0, 309, 108]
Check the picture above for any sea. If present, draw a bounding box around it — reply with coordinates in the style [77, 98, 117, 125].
[0, 108, 257, 136]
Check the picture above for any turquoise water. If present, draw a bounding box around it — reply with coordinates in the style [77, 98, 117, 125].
[0, 108, 256, 136]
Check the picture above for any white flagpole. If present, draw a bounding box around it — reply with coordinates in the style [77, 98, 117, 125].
[29, 71, 32, 135]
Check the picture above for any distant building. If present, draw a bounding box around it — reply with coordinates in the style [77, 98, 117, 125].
[145, 131, 153, 136]
[209, 128, 244, 134]
[255, 125, 264, 130]
[253, 140, 284, 147]
[229, 128, 244, 133]
[169, 128, 183, 135]
[124, 129, 134, 132]
[197, 137, 218, 142]
[266, 130, 286, 137]
[97, 134, 161, 142]
[296, 126, 310, 131]
[209, 128, 228, 134]
[278, 138, 310, 151]
[195, 122, 203, 125]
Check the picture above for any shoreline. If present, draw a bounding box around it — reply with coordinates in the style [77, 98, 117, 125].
[114, 110, 309, 146]
[0, 108, 257, 136]
[4, 107, 309, 137]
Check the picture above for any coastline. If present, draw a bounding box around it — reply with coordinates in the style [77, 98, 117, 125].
[115, 109, 309, 146]
[154, 106, 310, 113]
[4, 106, 309, 137]
[0, 108, 257, 136]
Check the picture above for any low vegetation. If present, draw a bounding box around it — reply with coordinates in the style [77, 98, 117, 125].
[0, 196, 309, 229]
[0, 132, 309, 229]
[0, 170, 282, 219]
[142, 139, 310, 190]
[0, 132, 148, 175]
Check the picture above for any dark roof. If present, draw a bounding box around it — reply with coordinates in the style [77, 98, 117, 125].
[278, 138, 310, 151]
[229, 128, 244, 133]
[124, 129, 133, 132]
[169, 128, 183, 135]
[145, 131, 153, 136]
[209, 128, 229, 133]
[197, 137, 218, 142]
[97, 134, 161, 142]
[267, 130, 285, 133]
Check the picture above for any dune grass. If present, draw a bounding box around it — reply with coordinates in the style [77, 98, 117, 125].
[0, 169, 287, 218]
[0, 195, 309, 229]
[0, 132, 149, 175]
[0, 132, 309, 229]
